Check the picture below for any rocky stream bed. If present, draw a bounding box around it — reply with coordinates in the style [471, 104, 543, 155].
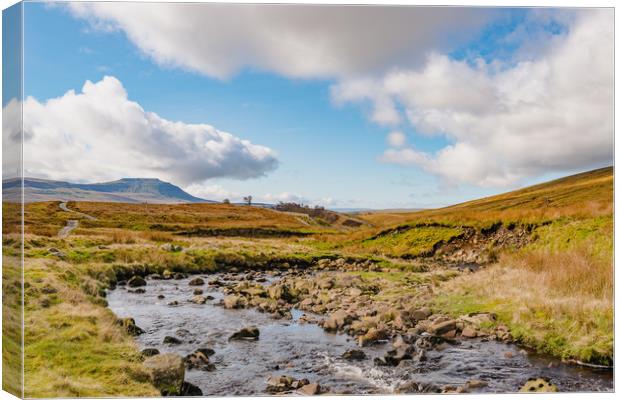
[107, 266, 613, 396]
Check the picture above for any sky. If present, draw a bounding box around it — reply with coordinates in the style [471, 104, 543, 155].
[2, 3, 614, 209]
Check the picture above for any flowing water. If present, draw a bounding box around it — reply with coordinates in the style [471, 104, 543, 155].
[107, 273, 613, 395]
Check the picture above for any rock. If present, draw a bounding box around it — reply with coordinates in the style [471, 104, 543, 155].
[129, 288, 146, 294]
[519, 378, 558, 392]
[180, 381, 203, 396]
[461, 326, 477, 338]
[162, 243, 183, 252]
[323, 310, 353, 332]
[504, 351, 514, 358]
[466, 380, 488, 389]
[266, 375, 295, 393]
[358, 327, 388, 346]
[162, 270, 173, 279]
[157, 294, 165, 299]
[342, 349, 366, 361]
[410, 307, 432, 321]
[175, 328, 191, 337]
[127, 276, 147, 287]
[429, 320, 457, 335]
[184, 350, 215, 371]
[116, 318, 145, 336]
[229, 326, 259, 341]
[163, 336, 182, 345]
[141, 348, 160, 357]
[193, 289, 203, 295]
[143, 353, 185, 396]
[168, 301, 179, 306]
[196, 348, 215, 357]
[268, 284, 295, 302]
[298, 383, 321, 395]
[191, 295, 207, 304]
[395, 381, 441, 393]
[188, 277, 205, 286]
[223, 295, 246, 309]
[173, 272, 186, 280]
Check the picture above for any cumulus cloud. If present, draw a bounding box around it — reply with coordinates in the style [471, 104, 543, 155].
[14, 76, 278, 185]
[387, 131, 407, 148]
[336, 9, 613, 187]
[67, 3, 491, 79]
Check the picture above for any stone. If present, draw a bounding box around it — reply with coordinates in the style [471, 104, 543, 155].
[342, 349, 366, 361]
[180, 381, 203, 396]
[266, 375, 295, 393]
[143, 353, 185, 396]
[429, 320, 457, 335]
[193, 289, 203, 295]
[223, 295, 246, 309]
[163, 336, 182, 345]
[461, 327, 477, 338]
[268, 284, 295, 302]
[188, 277, 205, 286]
[127, 276, 147, 287]
[184, 350, 215, 371]
[141, 348, 160, 357]
[162, 270, 173, 279]
[358, 327, 388, 347]
[116, 317, 145, 336]
[298, 383, 321, 395]
[323, 310, 353, 332]
[466, 380, 488, 389]
[519, 378, 558, 392]
[229, 326, 260, 341]
[410, 307, 432, 321]
[191, 295, 207, 304]
[157, 294, 165, 299]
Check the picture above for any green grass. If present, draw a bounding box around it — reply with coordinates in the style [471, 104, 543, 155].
[361, 225, 463, 257]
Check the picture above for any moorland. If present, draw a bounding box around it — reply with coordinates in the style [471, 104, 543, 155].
[2, 166, 613, 396]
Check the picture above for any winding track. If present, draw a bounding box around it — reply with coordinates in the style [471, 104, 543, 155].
[58, 202, 96, 237]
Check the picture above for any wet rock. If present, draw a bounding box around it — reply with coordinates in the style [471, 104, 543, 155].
[223, 295, 246, 309]
[141, 348, 160, 357]
[116, 317, 145, 336]
[322, 310, 353, 332]
[188, 277, 205, 286]
[298, 383, 321, 395]
[191, 295, 207, 304]
[168, 301, 180, 306]
[162, 270, 173, 280]
[180, 381, 203, 396]
[466, 380, 488, 389]
[266, 375, 295, 393]
[163, 336, 182, 345]
[267, 284, 295, 302]
[196, 348, 215, 357]
[429, 320, 457, 335]
[193, 289, 203, 295]
[208, 278, 223, 286]
[184, 349, 215, 371]
[157, 294, 165, 299]
[358, 327, 388, 347]
[127, 276, 147, 287]
[229, 326, 260, 341]
[342, 349, 366, 361]
[175, 329, 191, 337]
[173, 272, 187, 280]
[519, 378, 558, 392]
[150, 273, 163, 280]
[117, 280, 127, 286]
[143, 353, 185, 396]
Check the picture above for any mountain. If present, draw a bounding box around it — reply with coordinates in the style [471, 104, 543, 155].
[2, 177, 214, 204]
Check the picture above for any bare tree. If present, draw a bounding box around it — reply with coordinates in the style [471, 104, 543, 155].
[243, 195, 253, 206]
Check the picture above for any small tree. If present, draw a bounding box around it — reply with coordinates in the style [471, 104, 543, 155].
[243, 195, 252, 206]
[222, 198, 230, 204]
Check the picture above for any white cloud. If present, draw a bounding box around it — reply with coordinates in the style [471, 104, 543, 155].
[67, 3, 491, 79]
[16, 76, 278, 185]
[337, 10, 613, 187]
[387, 131, 407, 148]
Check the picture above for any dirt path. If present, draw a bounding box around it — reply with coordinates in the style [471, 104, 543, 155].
[58, 202, 96, 237]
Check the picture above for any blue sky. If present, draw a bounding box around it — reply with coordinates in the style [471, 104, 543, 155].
[11, 3, 613, 209]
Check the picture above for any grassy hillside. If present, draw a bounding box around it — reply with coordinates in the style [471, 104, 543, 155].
[4, 166, 614, 396]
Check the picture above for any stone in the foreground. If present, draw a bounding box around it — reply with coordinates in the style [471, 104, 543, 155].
[519, 378, 559, 392]
[143, 353, 185, 396]
[181, 381, 203, 396]
[229, 326, 260, 341]
[298, 383, 321, 395]
[116, 317, 145, 336]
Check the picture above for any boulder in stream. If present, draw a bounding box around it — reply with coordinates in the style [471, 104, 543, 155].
[519, 378, 558, 392]
[180, 381, 203, 396]
[127, 276, 147, 287]
[342, 349, 366, 361]
[188, 277, 205, 286]
[116, 317, 145, 336]
[163, 336, 182, 345]
[141, 348, 160, 357]
[229, 326, 260, 341]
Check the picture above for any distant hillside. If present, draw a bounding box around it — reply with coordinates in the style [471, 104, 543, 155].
[3, 177, 214, 204]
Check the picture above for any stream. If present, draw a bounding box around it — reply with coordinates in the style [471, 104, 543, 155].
[107, 273, 613, 395]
